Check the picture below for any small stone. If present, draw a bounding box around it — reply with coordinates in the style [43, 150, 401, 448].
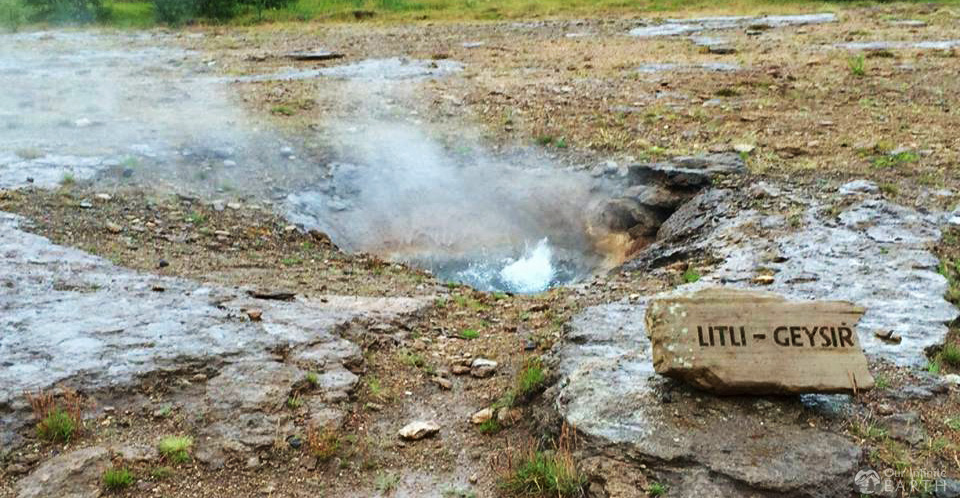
[286, 435, 303, 449]
[497, 407, 522, 425]
[838, 180, 879, 195]
[944, 374, 960, 385]
[95, 193, 111, 201]
[733, 143, 755, 154]
[6, 464, 28, 475]
[79, 201, 93, 209]
[157, 259, 169, 269]
[471, 408, 494, 425]
[245, 456, 260, 469]
[752, 275, 775, 285]
[259, 483, 276, 495]
[247, 309, 262, 321]
[469, 473, 478, 484]
[707, 45, 737, 54]
[876, 403, 895, 416]
[451, 364, 471, 375]
[748, 182, 780, 198]
[398, 421, 440, 440]
[227, 202, 242, 210]
[470, 358, 498, 378]
[105, 222, 122, 234]
[431, 376, 452, 390]
[881, 412, 925, 446]
[223, 160, 237, 167]
[874, 330, 902, 344]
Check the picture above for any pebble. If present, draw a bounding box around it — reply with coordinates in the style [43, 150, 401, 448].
[471, 408, 494, 424]
[431, 376, 452, 390]
[79, 201, 93, 209]
[944, 374, 960, 385]
[838, 180, 879, 195]
[105, 222, 123, 234]
[398, 420, 440, 440]
[247, 309, 263, 321]
[470, 358, 498, 378]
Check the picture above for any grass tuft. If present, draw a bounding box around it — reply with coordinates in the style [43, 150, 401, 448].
[102, 467, 134, 491]
[157, 435, 193, 464]
[375, 471, 400, 493]
[648, 482, 667, 496]
[305, 424, 340, 461]
[682, 268, 701, 284]
[36, 409, 76, 442]
[848, 53, 866, 76]
[499, 424, 584, 497]
[939, 343, 960, 367]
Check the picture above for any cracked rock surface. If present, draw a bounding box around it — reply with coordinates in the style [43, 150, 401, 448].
[0, 212, 431, 452]
[554, 185, 958, 496]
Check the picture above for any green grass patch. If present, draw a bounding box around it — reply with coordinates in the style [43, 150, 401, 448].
[478, 418, 501, 434]
[397, 348, 426, 368]
[102, 467, 134, 491]
[648, 482, 667, 496]
[500, 446, 585, 497]
[940, 343, 960, 367]
[157, 435, 193, 464]
[460, 328, 480, 340]
[847, 53, 866, 76]
[946, 416, 960, 431]
[515, 357, 545, 397]
[150, 466, 175, 479]
[36, 408, 76, 442]
[186, 211, 206, 224]
[375, 471, 400, 493]
[873, 374, 889, 390]
[682, 267, 701, 284]
[872, 151, 919, 169]
[105, 0, 153, 27]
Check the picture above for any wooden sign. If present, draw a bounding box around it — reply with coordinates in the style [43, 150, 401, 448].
[645, 287, 874, 394]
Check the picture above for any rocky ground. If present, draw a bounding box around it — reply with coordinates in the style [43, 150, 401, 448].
[2, 3, 960, 498]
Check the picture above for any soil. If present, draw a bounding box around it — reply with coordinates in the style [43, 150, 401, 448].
[2, 4, 960, 497]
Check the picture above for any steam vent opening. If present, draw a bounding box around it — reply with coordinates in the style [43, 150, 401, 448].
[284, 120, 746, 294]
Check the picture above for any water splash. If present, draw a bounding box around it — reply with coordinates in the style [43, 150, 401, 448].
[499, 239, 556, 293]
[446, 238, 562, 294]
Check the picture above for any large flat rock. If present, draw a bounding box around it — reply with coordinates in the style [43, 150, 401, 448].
[554, 302, 862, 497]
[0, 212, 432, 452]
[556, 190, 957, 495]
[628, 191, 958, 365]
